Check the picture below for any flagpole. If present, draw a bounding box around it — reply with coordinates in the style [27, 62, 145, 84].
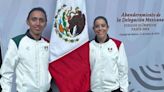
[0, 43, 2, 91]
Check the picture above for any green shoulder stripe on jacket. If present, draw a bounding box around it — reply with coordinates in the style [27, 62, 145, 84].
[12, 34, 25, 48]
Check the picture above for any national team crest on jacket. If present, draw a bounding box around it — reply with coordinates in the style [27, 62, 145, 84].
[54, 4, 86, 43]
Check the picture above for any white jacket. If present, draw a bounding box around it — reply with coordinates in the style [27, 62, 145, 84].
[0, 32, 51, 92]
[90, 38, 128, 92]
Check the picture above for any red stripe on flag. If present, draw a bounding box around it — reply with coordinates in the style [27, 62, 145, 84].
[49, 41, 90, 92]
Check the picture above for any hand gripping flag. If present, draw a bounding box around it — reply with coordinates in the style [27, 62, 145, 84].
[49, 0, 90, 92]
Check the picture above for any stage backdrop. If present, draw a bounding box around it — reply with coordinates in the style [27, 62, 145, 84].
[0, 0, 164, 92]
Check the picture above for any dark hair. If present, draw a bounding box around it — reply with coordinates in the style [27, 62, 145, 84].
[93, 16, 109, 27]
[27, 7, 47, 21]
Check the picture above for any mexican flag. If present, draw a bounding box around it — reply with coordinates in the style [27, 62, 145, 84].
[49, 0, 90, 92]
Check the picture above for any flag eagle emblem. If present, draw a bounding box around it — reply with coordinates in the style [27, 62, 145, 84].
[54, 4, 86, 43]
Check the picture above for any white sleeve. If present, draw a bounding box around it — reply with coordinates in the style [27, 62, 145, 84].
[117, 43, 128, 92]
[89, 42, 95, 71]
[0, 39, 19, 92]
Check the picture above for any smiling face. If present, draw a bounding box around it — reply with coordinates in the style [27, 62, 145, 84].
[27, 10, 47, 38]
[93, 17, 109, 42]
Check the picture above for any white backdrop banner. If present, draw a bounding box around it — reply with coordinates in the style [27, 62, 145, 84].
[0, 0, 164, 92]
